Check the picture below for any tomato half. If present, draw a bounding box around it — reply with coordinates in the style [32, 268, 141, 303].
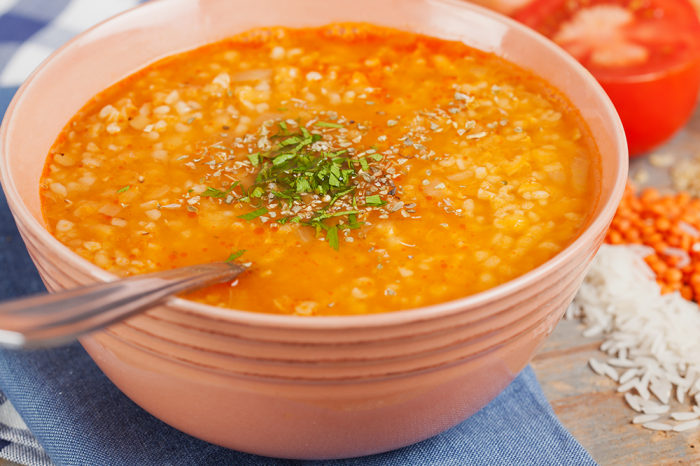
[515, 0, 700, 156]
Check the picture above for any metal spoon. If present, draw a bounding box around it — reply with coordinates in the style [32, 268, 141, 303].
[0, 262, 246, 349]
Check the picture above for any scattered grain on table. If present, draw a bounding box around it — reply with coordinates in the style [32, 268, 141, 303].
[568, 244, 700, 433]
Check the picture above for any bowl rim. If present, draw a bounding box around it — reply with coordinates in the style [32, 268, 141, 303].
[0, 0, 628, 331]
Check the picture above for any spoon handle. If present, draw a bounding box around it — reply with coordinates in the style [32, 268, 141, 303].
[0, 262, 246, 349]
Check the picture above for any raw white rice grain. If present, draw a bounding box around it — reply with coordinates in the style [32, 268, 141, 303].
[637, 380, 651, 401]
[603, 364, 620, 382]
[625, 393, 643, 413]
[608, 358, 637, 368]
[650, 378, 672, 405]
[642, 405, 670, 415]
[617, 377, 640, 393]
[619, 368, 638, 385]
[677, 386, 686, 404]
[671, 412, 699, 421]
[633, 414, 659, 424]
[589, 358, 607, 377]
[642, 422, 673, 431]
[673, 420, 700, 432]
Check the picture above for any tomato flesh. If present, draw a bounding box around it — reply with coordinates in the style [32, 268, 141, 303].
[515, 0, 700, 156]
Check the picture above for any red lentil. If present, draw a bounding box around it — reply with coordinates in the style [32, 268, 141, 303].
[606, 182, 700, 301]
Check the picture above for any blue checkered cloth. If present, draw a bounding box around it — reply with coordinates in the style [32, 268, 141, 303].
[0, 1, 599, 465]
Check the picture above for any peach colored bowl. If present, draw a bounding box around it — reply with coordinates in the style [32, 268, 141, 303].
[0, 0, 627, 460]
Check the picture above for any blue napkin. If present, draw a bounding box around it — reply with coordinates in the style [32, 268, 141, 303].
[0, 1, 599, 464]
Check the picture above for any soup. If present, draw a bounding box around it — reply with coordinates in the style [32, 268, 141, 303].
[40, 24, 600, 316]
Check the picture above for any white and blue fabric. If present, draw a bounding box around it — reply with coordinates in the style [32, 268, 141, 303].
[0, 1, 599, 465]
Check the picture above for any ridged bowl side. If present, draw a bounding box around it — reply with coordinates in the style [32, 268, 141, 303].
[81, 310, 552, 459]
[22, 219, 599, 378]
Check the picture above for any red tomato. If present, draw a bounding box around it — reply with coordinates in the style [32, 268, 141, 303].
[515, 0, 700, 156]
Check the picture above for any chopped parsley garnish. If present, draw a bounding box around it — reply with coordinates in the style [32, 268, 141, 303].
[249, 126, 359, 203]
[116, 185, 129, 194]
[225, 250, 247, 262]
[238, 207, 269, 221]
[195, 121, 396, 249]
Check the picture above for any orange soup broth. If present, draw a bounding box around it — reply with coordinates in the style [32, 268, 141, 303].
[40, 24, 601, 316]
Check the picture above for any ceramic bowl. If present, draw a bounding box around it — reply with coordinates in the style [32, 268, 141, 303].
[0, 0, 627, 460]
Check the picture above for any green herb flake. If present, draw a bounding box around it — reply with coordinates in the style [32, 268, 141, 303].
[327, 226, 340, 251]
[248, 152, 260, 166]
[365, 194, 387, 207]
[201, 181, 239, 199]
[117, 185, 130, 194]
[295, 177, 312, 193]
[202, 187, 224, 197]
[273, 153, 296, 166]
[315, 121, 344, 129]
[330, 210, 359, 217]
[225, 250, 247, 262]
[278, 107, 288, 111]
[249, 186, 265, 198]
[238, 207, 269, 222]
